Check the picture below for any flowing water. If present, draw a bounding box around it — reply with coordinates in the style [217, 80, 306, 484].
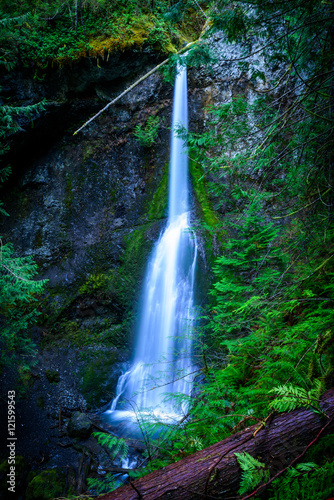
[105, 64, 197, 428]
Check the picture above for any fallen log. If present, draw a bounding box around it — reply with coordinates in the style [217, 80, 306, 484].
[99, 388, 334, 500]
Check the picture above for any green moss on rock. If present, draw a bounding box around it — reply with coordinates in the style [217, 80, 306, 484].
[190, 159, 222, 229]
[79, 273, 109, 295]
[26, 469, 65, 500]
[190, 159, 226, 263]
[78, 350, 119, 408]
[148, 163, 168, 220]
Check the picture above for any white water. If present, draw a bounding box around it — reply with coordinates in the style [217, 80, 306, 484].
[106, 65, 197, 424]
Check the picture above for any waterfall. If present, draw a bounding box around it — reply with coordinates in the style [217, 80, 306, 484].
[107, 64, 197, 425]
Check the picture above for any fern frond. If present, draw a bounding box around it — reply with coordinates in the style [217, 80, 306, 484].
[235, 451, 270, 495]
[269, 383, 323, 412]
[93, 432, 129, 461]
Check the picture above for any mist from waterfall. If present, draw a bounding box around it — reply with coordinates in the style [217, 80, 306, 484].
[106, 64, 197, 424]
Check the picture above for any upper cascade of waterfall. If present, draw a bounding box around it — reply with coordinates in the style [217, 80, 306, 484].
[168, 63, 189, 222]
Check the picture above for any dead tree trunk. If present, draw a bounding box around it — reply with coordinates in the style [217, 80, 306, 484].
[99, 388, 334, 500]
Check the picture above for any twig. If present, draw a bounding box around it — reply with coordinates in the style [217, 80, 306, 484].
[253, 411, 275, 438]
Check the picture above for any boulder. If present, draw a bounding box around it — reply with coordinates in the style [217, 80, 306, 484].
[67, 411, 92, 439]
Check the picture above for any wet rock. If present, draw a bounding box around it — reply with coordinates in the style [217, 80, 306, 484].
[67, 411, 92, 439]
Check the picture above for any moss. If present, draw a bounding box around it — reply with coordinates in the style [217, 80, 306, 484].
[34, 227, 43, 248]
[78, 15, 178, 63]
[79, 273, 109, 295]
[190, 158, 226, 262]
[120, 226, 153, 298]
[15, 365, 34, 395]
[190, 159, 222, 229]
[109, 189, 117, 206]
[148, 163, 168, 220]
[78, 350, 118, 408]
[45, 369, 60, 384]
[37, 396, 45, 409]
[55, 317, 122, 348]
[64, 174, 73, 210]
[82, 143, 95, 162]
[26, 469, 65, 500]
[58, 319, 85, 342]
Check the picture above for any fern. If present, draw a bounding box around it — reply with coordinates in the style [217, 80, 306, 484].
[268, 461, 334, 500]
[87, 474, 119, 495]
[93, 432, 129, 461]
[235, 452, 270, 495]
[269, 381, 323, 413]
[133, 116, 160, 148]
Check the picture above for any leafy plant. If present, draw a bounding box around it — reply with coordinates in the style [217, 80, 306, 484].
[86, 432, 130, 494]
[269, 382, 323, 413]
[268, 461, 334, 500]
[87, 474, 119, 495]
[0, 240, 48, 363]
[133, 115, 160, 147]
[235, 452, 270, 495]
[92, 432, 129, 461]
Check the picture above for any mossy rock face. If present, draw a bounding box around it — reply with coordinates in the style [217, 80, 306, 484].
[189, 158, 225, 264]
[67, 411, 92, 438]
[25, 469, 65, 500]
[78, 349, 121, 409]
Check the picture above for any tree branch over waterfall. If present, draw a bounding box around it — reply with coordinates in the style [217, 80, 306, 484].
[73, 31, 209, 136]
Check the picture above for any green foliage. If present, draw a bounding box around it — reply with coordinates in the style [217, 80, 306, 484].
[185, 42, 216, 70]
[210, 4, 248, 42]
[177, 0, 334, 450]
[235, 452, 269, 495]
[87, 474, 119, 495]
[92, 431, 129, 461]
[25, 469, 65, 500]
[87, 432, 130, 493]
[79, 272, 108, 295]
[161, 53, 184, 85]
[269, 381, 323, 413]
[0, 100, 45, 156]
[148, 162, 168, 220]
[134, 115, 160, 148]
[267, 461, 334, 500]
[0, 0, 206, 69]
[161, 43, 216, 85]
[0, 241, 48, 364]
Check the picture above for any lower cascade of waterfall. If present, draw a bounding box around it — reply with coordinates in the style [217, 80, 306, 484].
[104, 63, 197, 431]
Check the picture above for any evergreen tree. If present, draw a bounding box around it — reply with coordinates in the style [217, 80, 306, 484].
[0, 14, 47, 366]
